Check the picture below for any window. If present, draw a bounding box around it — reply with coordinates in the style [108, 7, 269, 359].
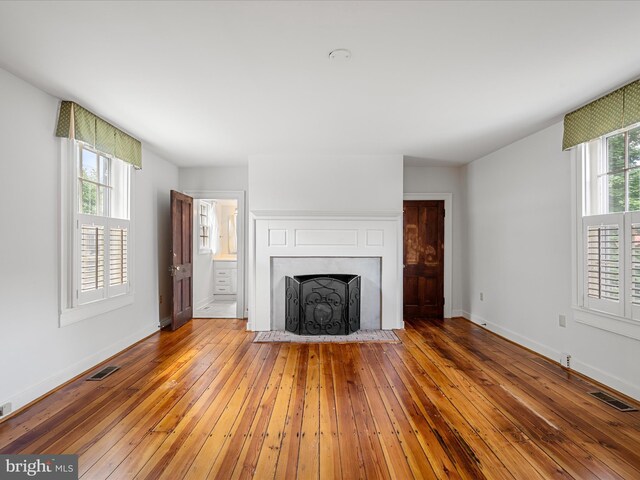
[580, 123, 640, 321]
[60, 140, 134, 325]
[584, 126, 640, 216]
[198, 201, 211, 252]
[76, 143, 131, 304]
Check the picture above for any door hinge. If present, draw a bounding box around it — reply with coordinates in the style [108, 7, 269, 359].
[443, 297, 445, 305]
[443, 209, 446, 217]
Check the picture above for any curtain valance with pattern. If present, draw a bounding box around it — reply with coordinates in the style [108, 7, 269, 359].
[563, 79, 640, 150]
[55, 101, 142, 169]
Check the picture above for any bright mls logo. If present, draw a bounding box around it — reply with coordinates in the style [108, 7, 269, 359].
[0, 455, 77, 480]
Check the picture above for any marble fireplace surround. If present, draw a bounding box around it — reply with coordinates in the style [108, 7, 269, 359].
[249, 211, 403, 331]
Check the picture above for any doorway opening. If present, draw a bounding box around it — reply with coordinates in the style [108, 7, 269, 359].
[190, 193, 244, 319]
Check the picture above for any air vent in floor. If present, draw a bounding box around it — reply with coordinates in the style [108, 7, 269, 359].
[87, 366, 120, 381]
[589, 391, 638, 412]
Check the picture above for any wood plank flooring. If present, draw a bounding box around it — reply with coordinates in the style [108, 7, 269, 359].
[1, 317, 639, 479]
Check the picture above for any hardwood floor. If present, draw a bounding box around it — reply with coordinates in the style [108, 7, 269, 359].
[1, 317, 639, 479]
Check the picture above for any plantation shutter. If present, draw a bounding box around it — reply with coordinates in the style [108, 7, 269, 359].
[583, 215, 624, 316]
[626, 212, 640, 320]
[109, 224, 129, 289]
[630, 223, 640, 306]
[80, 224, 104, 292]
[77, 217, 129, 304]
[78, 220, 106, 304]
[586, 225, 620, 301]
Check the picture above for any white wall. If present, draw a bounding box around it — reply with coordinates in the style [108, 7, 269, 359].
[249, 155, 403, 212]
[403, 165, 468, 316]
[179, 166, 248, 192]
[466, 121, 640, 400]
[0, 67, 179, 412]
[144, 147, 180, 323]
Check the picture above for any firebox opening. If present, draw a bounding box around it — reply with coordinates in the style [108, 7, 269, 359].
[270, 257, 381, 332]
[285, 274, 361, 335]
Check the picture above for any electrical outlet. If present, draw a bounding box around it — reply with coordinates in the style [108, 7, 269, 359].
[560, 353, 571, 368]
[559, 314, 566, 328]
[0, 402, 11, 417]
[480, 292, 484, 301]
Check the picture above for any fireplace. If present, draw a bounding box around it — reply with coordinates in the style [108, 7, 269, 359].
[252, 213, 401, 332]
[285, 274, 361, 335]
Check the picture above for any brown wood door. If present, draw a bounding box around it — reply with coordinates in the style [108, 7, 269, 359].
[403, 200, 445, 319]
[170, 190, 193, 331]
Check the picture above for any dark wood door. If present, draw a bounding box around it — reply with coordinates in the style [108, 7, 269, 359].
[403, 200, 445, 319]
[170, 190, 193, 331]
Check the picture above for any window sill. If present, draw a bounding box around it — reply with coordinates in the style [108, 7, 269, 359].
[59, 293, 134, 327]
[572, 306, 640, 341]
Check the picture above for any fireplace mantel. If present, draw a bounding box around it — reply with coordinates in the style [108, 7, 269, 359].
[248, 210, 403, 331]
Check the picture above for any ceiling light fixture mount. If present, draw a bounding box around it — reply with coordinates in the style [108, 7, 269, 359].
[328, 49, 351, 61]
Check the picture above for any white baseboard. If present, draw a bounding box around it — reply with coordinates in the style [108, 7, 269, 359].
[3, 322, 159, 414]
[467, 312, 561, 366]
[572, 359, 640, 401]
[451, 309, 466, 318]
[465, 311, 640, 401]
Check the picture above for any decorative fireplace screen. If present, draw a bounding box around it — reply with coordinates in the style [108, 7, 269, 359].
[285, 274, 361, 335]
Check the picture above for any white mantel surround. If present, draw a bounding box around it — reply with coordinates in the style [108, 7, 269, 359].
[249, 211, 403, 331]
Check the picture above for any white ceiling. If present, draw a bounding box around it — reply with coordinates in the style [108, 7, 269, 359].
[1, 1, 640, 167]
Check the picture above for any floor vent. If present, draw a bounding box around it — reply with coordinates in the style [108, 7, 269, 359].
[589, 391, 638, 412]
[87, 366, 120, 381]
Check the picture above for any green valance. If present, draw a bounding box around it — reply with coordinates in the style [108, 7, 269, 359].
[563, 79, 640, 150]
[55, 101, 142, 169]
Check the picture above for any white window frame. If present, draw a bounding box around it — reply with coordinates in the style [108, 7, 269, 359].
[59, 139, 135, 327]
[572, 142, 640, 341]
[198, 201, 212, 254]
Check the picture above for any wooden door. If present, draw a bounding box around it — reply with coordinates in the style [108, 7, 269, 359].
[403, 200, 445, 319]
[170, 190, 193, 330]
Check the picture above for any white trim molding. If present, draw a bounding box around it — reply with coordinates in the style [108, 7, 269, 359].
[58, 139, 137, 327]
[249, 210, 403, 331]
[403, 193, 453, 319]
[571, 357, 640, 402]
[573, 307, 640, 341]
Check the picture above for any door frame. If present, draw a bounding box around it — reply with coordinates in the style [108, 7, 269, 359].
[185, 190, 246, 319]
[403, 193, 452, 318]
